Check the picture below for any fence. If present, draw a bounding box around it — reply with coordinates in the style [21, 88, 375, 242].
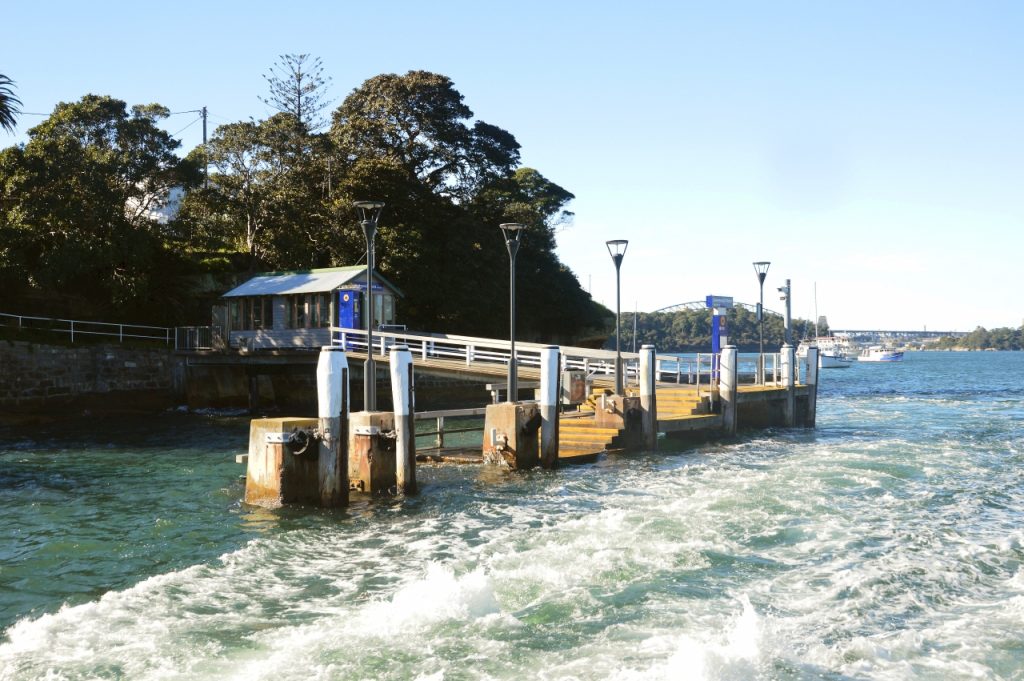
[0, 312, 172, 345]
[174, 326, 220, 351]
[414, 407, 487, 449]
[330, 326, 783, 388]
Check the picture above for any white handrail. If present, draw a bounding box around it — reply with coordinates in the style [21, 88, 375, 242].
[328, 327, 744, 388]
[0, 312, 172, 344]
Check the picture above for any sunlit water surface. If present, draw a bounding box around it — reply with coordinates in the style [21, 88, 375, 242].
[2, 352, 1023, 680]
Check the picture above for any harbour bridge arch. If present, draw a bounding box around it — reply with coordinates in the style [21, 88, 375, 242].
[652, 301, 783, 317]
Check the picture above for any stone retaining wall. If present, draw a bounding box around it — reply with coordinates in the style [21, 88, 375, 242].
[0, 340, 502, 414]
[0, 340, 179, 409]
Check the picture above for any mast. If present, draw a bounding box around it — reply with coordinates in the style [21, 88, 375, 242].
[814, 282, 819, 339]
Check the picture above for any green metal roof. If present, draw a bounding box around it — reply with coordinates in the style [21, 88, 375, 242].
[223, 266, 403, 298]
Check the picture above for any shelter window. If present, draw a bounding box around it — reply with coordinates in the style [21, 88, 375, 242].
[287, 293, 331, 329]
[229, 297, 272, 331]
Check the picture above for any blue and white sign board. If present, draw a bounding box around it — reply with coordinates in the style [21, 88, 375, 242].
[351, 282, 386, 292]
[706, 295, 732, 357]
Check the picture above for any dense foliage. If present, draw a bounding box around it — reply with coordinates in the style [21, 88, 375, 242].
[614, 307, 822, 353]
[932, 326, 1023, 351]
[0, 96, 201, 321]
[0, 63, 609, 340]
[0, 74, 20, 134]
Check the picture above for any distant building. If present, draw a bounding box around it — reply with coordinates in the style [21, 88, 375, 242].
[126, 186, 184, 225]
[219, 266, 403, 350]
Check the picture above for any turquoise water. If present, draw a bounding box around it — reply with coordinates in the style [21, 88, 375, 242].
[2, 352, 1023, 679]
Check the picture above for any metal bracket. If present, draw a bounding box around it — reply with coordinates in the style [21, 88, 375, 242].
[353, 425, 381, 436]
[489, 427, 508, 451]
[265, 429, 314, 456]
[265, 432, 294, 444]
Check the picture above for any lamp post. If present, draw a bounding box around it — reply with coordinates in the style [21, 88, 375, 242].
[607, 239, 628, 394]
[355, 200, 385, 411]
[753, 260, 771, 383]
[500, 223, 525, 402]
[778, 278, 792, 345]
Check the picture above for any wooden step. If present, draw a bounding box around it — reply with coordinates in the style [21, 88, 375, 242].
[559, 423, 618, 431]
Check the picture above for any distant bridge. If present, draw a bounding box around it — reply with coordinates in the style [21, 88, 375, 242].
[654, 301, 783, 317]
[647, 305, 968, 342]
[831, 329, 968, 340]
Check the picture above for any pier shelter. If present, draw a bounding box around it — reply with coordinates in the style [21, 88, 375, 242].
[221, 266, 402, 351]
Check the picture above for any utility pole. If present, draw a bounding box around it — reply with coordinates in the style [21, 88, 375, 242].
[201, 106, 208, 188]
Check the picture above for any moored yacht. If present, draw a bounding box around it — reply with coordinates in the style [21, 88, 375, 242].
[797, 336, 855, 368]
[858, 345, 904, 362]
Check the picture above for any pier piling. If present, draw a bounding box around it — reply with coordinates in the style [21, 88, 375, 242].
[348, 411, 396, 493]
[244, 417, 319, 507]
[390, 345, 417, 494]
[539, 346, 560, 469]
[720, 346, 739, 436]
[804, 346, 819, 427]
[316, 346, 350, 507]
[781, 343, 796, 427]
[639, 345, 658, 451]
[483, 401, 541, 469]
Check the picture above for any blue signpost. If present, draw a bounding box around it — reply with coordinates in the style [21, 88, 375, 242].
[706, 295, 734, 378]
[706, 295, 734, 353]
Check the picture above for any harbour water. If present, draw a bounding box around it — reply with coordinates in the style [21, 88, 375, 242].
[2, 351, 1023, 679]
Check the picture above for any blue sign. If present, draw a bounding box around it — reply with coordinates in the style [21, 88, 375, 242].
[350, 283, 385, 292]
[705, 295, 734, 309]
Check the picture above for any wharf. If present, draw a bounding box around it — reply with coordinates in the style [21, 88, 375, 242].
[240, 342, 820, 507]
[555, 382, 811, 463]
[415, 380, 812, 465]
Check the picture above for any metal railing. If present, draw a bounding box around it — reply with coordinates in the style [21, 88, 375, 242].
[174, 326, 220, 351]
[332, 325, 645, 384]
[0, 312, 172, 345]
[326, 327, 791, 388]
[414, 407, 487, 449]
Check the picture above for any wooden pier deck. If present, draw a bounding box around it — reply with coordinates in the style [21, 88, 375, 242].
[225, 339, 813, 466]
[553, 382, 808, 462]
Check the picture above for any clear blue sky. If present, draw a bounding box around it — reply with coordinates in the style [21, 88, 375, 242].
[5, 1, 1022, 331]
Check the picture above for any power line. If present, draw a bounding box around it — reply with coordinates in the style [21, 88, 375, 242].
[169, 116, 202, 138]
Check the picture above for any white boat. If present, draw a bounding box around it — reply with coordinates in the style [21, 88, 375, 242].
[797, 336, 855, 368]
[858, 346, 904, 362]
[799, 287, 855, 369]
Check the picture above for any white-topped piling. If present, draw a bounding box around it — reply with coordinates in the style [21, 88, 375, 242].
[540, 345, 560, 469]
[805, 346, 819, 427]
[719, 345, 739, 436]
[639, 344, 658, 451]
[390, 344, 416, 494]
[781, 343, 796, 426]
[316, 346, 350, 507]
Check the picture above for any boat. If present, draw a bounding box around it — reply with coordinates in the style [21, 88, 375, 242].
[797, 285, 855, 368]
[798, 336, 855, 368]
[858, 345, 904, 362]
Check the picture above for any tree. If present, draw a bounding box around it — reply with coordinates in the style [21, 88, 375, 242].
[615, 308, 818, 352]
[331, 71, 521, 201]
[0, 95, 199, 319]
[260, 54, 332, 132]
[326, 71, 607, 340]
[186, 113, 335, 271]
[179, 69, 602, 341]
[0, 74, 20, 134]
